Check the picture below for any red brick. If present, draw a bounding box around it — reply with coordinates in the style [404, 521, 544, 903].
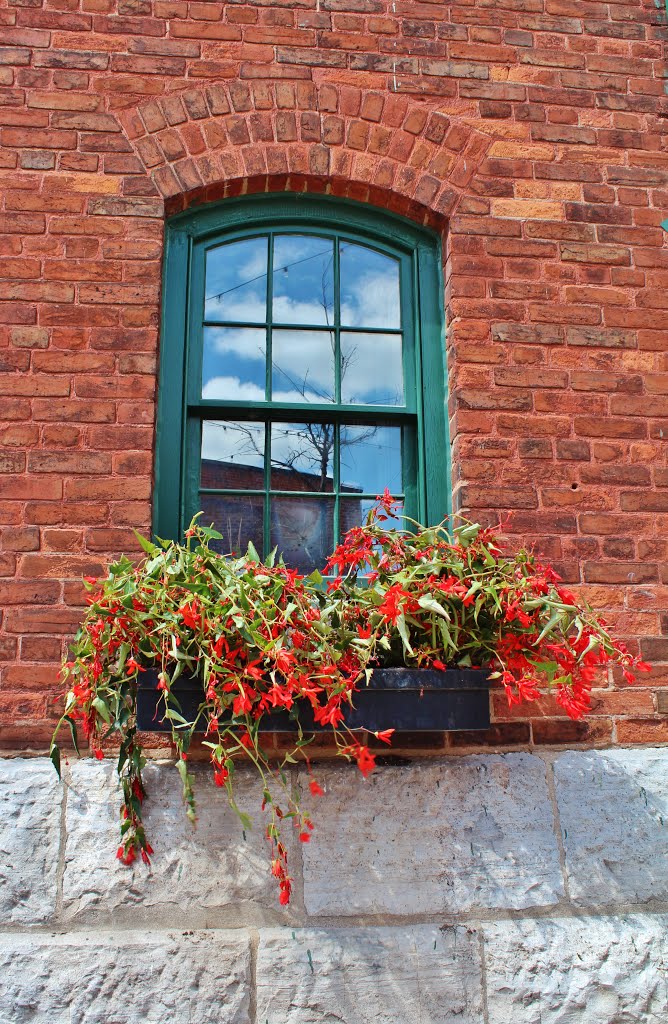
[532, 719, 613, 745]
[0, 8, 663, 754]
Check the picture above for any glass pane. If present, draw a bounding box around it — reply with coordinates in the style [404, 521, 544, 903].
[202, 327, 266, 401]
[340, 425, 403, 496]
[271, 329, 335, 404]
[273, 235, 334, 326]
[205, 237, 267, 323]
[199, 494, 264, 558]
[341, 332, 404, 406]
[201, 421, 265, 490]
[341, 497, 404, 536]
[271, 497, 334, 575]
[340, 242, 401, 329]
[270, 422, 334, 492]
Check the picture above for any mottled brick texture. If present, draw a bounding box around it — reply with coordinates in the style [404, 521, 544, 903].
[0, 0, 667, 750]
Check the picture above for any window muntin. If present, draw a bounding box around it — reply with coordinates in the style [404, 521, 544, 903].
[156, 196, 448, 573]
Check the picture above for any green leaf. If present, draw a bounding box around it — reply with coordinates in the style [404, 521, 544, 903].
[133, 530, 159, 556]
[92, 697, 111, 725]
[49, 742, 61, 779]
[535, 608, 565, 645]
[163, 708, 191, 726]
[64, 715, 80, 756]
[417, 595, 450, 619]
[396, 613, 414, 656]
[246, 541, 261, 563]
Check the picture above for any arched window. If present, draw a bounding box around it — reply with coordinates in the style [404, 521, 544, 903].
[155, 195, 448, 574]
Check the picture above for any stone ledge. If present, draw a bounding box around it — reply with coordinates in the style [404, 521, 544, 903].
[0, 759, 61, 925]
[62, 761, 296, 925]
[257, 925, 483, 1024]
[3, 749, 668, 929]
[483, 913, 668, 1024]
[0, 930, 251, 1024]
[301, 754, 564, 916]
[554, 749, 668, 906]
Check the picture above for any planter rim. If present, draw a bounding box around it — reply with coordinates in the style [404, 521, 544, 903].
[136, 665, 491, 694]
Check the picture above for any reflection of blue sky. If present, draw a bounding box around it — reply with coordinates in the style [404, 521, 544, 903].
[273, 235, 334, 325]
[205, 237, 267, 322]
[203, 234, 404, 405]
[341, 425, 402, 493]
[202, 327, 266, 400]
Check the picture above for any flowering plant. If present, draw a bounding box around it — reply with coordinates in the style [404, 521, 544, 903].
[51, 493, 648, 904]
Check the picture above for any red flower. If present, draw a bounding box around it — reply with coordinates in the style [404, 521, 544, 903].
[377, 583, 411, 625]
[354, 745, 376, 779]
[309, 779, 324, 797]
[374, 729, 394, 744]
[179, 603, 201, 630]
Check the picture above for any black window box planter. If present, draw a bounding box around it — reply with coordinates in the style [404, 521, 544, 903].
[136, 667, 492, 734]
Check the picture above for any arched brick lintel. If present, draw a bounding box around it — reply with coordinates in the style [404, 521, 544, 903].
[115, 82, 492, 229]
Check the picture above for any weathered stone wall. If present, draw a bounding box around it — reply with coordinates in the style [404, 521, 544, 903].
[2, 749, 667, 1022]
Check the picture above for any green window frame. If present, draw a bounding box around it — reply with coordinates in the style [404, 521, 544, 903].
[154, 194, 449, 567]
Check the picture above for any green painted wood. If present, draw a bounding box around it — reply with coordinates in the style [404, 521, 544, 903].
[154, 193, 450, 547]
[154, 227, 189, 542]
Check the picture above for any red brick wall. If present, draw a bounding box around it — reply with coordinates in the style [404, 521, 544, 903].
[0, 0, 667, 751]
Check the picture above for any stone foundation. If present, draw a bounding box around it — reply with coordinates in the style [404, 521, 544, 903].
[1, 750, 667, 1023]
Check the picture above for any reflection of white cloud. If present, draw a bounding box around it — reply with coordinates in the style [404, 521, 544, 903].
[203, 377, 264, 403]
[207, 326, 265, 361]
[206, 292, 266, 323]
[340, 240, 401, 327]
[341, 270, 400, 329]
[206, 249, 400, 332]
[272, 329, 334, 398]
[202, 375, 327, 405]
[204, 325, 402, 406]
[341, 333, 403, 405]
[273, 295, 332, 326]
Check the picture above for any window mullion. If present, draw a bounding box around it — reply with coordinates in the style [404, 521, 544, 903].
[264, 234, 273, 556]
[266, 234, 273, 403]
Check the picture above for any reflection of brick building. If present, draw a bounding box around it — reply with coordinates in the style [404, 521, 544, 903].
[200, 460, 361, 567]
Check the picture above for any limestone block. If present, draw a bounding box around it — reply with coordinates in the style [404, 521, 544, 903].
[302, 755, 563, 915]
[554, 749, 668, 905]
[0, 758, 62, 924]
[62, 759, 294, 924]
[484, 914, 668, 1024]
[0, 930, 251, 1024]
[257, 926, 483, 1024]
